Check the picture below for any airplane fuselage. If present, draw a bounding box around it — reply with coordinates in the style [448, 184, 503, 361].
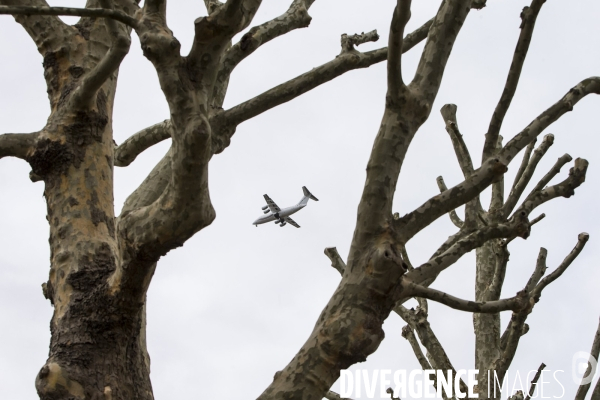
[253, 204, 305, 226]
[253, 187, 318, 228]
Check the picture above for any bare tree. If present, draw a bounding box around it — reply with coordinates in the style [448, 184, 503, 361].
[0, 1, 598, 399]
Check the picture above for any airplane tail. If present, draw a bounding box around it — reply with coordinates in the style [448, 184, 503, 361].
[302, 186, 319, 202]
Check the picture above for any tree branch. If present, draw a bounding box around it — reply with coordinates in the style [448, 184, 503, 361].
[397, 305, 468, 396]
[499, 77, 600, 165]
[214, 0, 315, 107]
[500, 320, 529, 352]
[512, 139, 536, 191]
[529, 213, 545, 226]
[0, 0, 73, 50]
[502, 133, 554, 218]
[525, 363, 546, 400]
[499, 234, 588, 372]
[530, 153, 573, 195]
[341, 30, 379, 53]
[212, 18, 433, 153]
[509, 390, 525, 400]
[203, 0, 222, 14]
[403, 281, 529, 314]
[406, 215, 530, 285]
[440, 103, 474, 178]
[324, 391, 354, 400]
[70, 0, 133, 108]
[515, 157, 587, 217]
[387, 0, 412, 98]
[409, 0, 471, 104]
[482, 0, 545, 161]
[591, 372, 600, 400]
[119, 149, 172, 217]
[114, 120, 172, 167]
[190, 0, 262, 62]
[575, 318, 600, 400]
[0, 5, 138, 28]
[144, 0, 166, 16]
[498, 311, 529, 374]
[436, 176, 464, 228]
[525, 247, 547, 293]
[396, 155, 508, 243]
[490, 134, 505, 212]
[531, 233, 589, 299]
[324, 247, 346, 275]
[0, 132, 38, 161]
[401, 324, 433, 370]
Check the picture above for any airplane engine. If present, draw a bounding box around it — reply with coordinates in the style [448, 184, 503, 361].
[261, 205, 269, 211]
[280, 222, 287, 227]
[263, 209, 270, 214]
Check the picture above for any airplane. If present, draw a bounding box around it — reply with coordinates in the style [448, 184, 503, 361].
[253, 186, 319, 228]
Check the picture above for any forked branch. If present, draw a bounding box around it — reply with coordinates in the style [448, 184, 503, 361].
[341, 30, 379, 53]
[503, 133, 554, 217]
[212, 17, 433, 152]
[531, 233, 589, 299]
[190, 0, 262, 61]
[397, 305, 468, 396]
[397, 156, 509, 242]
[516, 158, 587, 217]
[406, 215, 530, 285]
[401, 324, 433, 370]
[499, 234, 589, 371]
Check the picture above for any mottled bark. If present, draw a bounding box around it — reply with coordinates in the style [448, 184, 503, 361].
[259, 2, 474, 399]
[575, 318, 600, 400]
[473, 241, 503, 398]
[0, 132, 38, 160]
[2, 1, 599, 399]
[0, 2, 155, 399]
[116, 17, 434, 159]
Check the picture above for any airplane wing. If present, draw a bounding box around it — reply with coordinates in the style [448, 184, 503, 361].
[263, 194, 281, 213]
[284, 216, 300, 228]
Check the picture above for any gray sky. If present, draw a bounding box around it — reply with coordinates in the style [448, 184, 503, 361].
[1, 1, 599, 399]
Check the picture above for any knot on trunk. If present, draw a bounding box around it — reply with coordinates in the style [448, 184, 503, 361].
[36, 362, 85, 400]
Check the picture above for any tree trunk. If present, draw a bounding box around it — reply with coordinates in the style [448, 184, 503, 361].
[17, 6, 152, 398]
[474, 240, 504, 399]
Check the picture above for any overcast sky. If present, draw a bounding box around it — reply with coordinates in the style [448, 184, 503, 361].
[1, 1, 599, 399]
